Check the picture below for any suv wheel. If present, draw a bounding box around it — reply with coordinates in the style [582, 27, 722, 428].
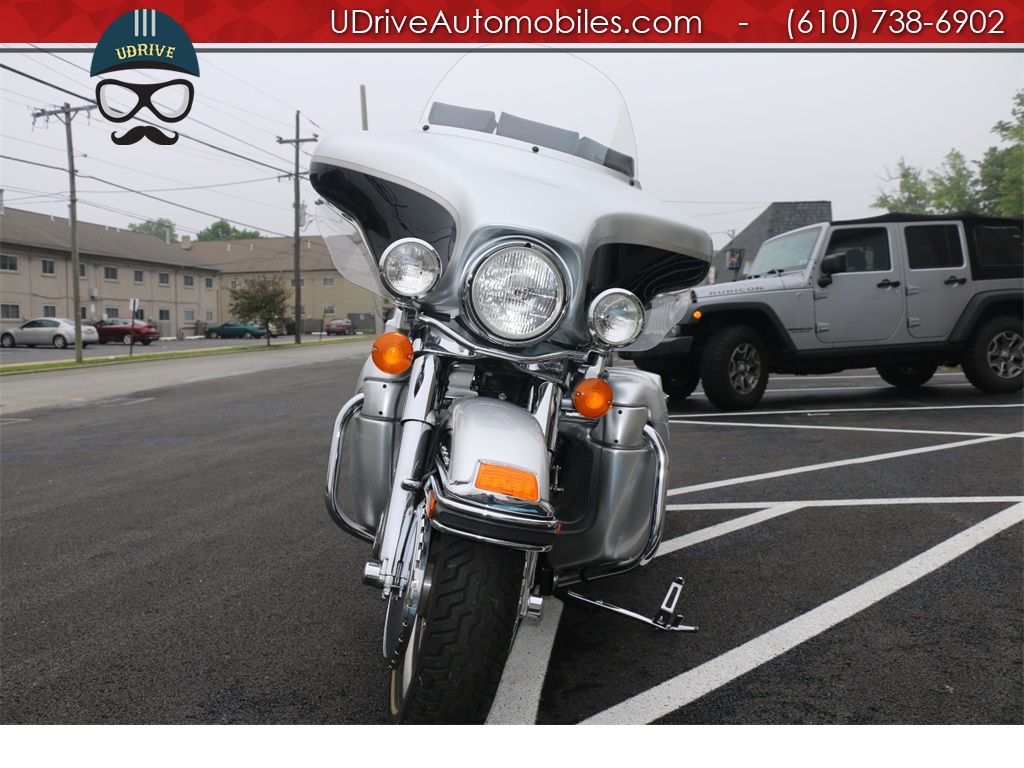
[962, 315, 1024, 393]
[700, 325, 770, 410]
[877, 363, 937, 388]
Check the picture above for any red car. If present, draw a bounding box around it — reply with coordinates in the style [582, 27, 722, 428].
[94, 318, 161, 346]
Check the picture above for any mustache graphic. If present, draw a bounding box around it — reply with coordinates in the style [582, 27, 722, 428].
[111, 126, 179, 145]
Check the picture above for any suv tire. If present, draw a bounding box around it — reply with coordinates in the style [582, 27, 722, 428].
[876, 363, 937, 388]
[700, 325, 770, 410]
[961, 315, 1024, 394]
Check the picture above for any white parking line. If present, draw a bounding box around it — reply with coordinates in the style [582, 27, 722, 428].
[668, 433, 1024, 497]
[672, 403, 1024, 419]
[659, 497, 1023, 557]
[487, 600, 564, 725]
[670, 419, 1006, 439]
[583, 502, 1024, 725]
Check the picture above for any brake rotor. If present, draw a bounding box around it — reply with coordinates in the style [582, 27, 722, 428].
[383, 508, 431, 668]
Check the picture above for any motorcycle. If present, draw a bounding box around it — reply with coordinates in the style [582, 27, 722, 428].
[311, 50, 713, 724]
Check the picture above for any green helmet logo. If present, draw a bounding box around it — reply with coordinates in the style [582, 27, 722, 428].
[90, 9, 199, 77]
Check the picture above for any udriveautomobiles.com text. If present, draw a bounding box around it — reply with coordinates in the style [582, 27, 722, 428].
[330, 8, 703, 36]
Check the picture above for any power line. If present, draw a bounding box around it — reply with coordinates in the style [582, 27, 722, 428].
[1, 153, 291, 237]
[1, 62, 293, 176]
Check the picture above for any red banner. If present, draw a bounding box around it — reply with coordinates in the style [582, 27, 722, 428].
[2, 0, 1023, 43]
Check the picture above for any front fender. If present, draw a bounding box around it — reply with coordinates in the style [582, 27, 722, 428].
[430, 397, 558, 550]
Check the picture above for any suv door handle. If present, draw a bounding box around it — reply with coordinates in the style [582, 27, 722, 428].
[877, 279, 901, 289]
[944, 276, 967, 286]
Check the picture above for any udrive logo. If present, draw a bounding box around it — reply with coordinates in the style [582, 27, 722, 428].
[90, 9, 200, 146]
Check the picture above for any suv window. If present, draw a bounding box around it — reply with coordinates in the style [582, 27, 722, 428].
[825, 227, 890, 272]
[974, 226, 1023, 269]
[906, 224, 964, 270]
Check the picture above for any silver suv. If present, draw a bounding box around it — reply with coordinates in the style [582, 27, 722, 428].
[621, 213, 1023, 410]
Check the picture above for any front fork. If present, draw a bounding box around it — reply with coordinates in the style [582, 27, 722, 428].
[362, 351, 559, 611]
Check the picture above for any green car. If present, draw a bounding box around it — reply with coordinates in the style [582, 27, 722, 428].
[205, 320, 268, 340]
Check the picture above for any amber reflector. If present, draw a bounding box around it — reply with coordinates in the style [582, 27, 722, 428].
[574, 378, 613, 419]
[371, 332, 414, 374]
[475, 462, 540, 502]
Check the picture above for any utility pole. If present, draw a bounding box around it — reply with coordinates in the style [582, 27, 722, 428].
[277, 112, 317, 344]
[32, 102, 96, 363]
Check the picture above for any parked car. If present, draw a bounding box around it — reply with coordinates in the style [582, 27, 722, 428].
[621, 212, 1023, 409]
[94, 318, 161, 346]
[325, 318, 356, 335]
[1, 317, 99, 349]
[205, 320, 268, 339]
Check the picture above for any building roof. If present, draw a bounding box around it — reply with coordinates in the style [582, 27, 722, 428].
[0, 207, 218, 272]
[185, 236, 335, 274]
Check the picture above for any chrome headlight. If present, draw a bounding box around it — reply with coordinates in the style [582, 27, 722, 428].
[587, 289, 644, 347]
[468, 242, 566, 343]
[380, 238, 442, 298]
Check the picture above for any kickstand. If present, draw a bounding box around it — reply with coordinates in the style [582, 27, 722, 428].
[558, 576, 697, 632]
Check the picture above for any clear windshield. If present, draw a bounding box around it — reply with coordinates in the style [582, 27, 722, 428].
[745, 226, 825, 277]
[421, 49, 638, 179]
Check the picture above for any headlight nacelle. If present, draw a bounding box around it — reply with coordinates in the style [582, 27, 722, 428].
[468, 242, 566, 344]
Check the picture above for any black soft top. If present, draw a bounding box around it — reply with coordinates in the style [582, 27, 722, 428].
[834, 211, 1023, 227]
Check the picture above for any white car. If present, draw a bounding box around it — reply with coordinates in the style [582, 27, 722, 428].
[0, 318, 99, 349]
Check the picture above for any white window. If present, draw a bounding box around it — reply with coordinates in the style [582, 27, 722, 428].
[1, 303, 21, 319]
[183, 275, 195, 288]
[290, 278, 305, 288]
[1, 254, 18, 271]
[205, 277, 213, 289]
[290, 306, 307, 316]
[230, 279, 245, 289]
[158, 272, 170, 286]
[159, 309, 170, 321]
[184, 309, 195, 322]
[42, 259, 55, 275]
[134, 269, 144, 283]
[104, 266, 118, 281]
[323, 304, 335, 315]
[105, 307, 119, 319]
[79, 263, 86, 278]
[43, 305, 57, 317]
[206, 311, 214, 322]
[322, 277, 334, 287]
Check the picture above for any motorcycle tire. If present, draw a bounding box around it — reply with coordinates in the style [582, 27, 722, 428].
[388, 531, 523, 724]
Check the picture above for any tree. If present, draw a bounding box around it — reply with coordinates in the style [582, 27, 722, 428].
[197, 219, 262, 241]
[128, 217, 178, 242]
[872, 89, 1023, 217]
[929, 149, 983, 214]
[873, 158, 931, 214]
[228, 275, 289, 346]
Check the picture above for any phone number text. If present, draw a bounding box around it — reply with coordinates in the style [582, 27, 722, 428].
[787, 8, 1006, 41]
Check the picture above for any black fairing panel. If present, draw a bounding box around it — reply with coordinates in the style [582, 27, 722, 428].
[587, 242, 710, 305]
[309, 161, 457, 266]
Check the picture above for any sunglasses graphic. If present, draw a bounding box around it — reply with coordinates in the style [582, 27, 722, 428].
[95, 79, 195, 123]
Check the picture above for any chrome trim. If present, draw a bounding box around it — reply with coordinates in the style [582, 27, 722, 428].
[461, 237, 569, 347]
[429, 475, 558, 531]
[429, 517, 552, 552]
[324, 393, 375, 542]
[420, 314, 591, 365]
[586, 288, 645, 347]
[380, 237, 442, 298]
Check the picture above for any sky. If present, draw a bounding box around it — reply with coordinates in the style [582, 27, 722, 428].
[1, 46, 1021, 252]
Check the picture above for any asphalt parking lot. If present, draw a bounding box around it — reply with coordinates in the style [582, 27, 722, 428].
[1, 354, 1020, 727]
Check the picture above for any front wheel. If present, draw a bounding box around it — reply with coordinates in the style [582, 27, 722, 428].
[389, 531, 524, 724]
[699, 325, 770, 410]
[961, 316, 1024, 394]
[877, 363, 937, 388]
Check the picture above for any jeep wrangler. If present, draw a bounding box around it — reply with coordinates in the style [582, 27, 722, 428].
[621, 212, 1023, 410]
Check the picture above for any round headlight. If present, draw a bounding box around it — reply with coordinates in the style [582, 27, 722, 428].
[587, 289, 644, 347]
[380, 238, 442, 298]
[469, 243, 565, 343]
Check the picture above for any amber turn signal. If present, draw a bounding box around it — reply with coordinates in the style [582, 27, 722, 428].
[475, 462, 540, 502]
[574, 378, 613, 419]
[371, 332, 414, 374]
